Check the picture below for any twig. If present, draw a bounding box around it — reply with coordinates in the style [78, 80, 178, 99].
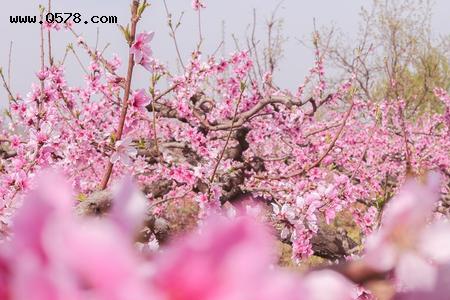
[257, 100, 355, 180]
[304, 122, 341, 138]
[196, 10, 203, 50]
[37, 6, 46, 130]
[69, 46, 89, 75]
[95, 27, 100, 52]
[61, 45, 70, 65]
[251, 9, 263, 80]
[48, 0, 54, 66]
[162, 0, 186, 70]
[8, 41, 13, 87]
[397, 104, 412, 174]
[150, 188, 193, 208]
[208, 81, 247, 194]
[99, 0, 142, 190]
[350, 115, 380, 181]
[0, 70, 17, 104]
[149, 78, 160, 158]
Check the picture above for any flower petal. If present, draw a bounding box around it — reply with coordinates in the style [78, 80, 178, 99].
[396, 251, 437, 291]
[419, 222, 450, 264]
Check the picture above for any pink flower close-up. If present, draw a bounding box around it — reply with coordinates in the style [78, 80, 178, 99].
[131, 89, 151, 111]
[364, 172, 450, 293]
[110, 136, 138, 166]
[130, 31, 154, 70]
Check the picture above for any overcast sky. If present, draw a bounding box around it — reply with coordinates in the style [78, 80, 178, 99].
[0, 0, 449, 102]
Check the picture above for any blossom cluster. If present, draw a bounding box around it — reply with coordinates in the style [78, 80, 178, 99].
[1, 16, 449, 261]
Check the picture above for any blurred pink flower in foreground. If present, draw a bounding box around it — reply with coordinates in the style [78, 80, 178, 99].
[1, 170, 449, 300]
[0, 171, 154, 300]
[364, 171, 450, 294]
[0, 171, 354, 300]
[152, 202, 353, 300]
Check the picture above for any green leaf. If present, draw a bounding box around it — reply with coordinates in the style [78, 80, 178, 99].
[137, 1, 150, 17]
[110, 132, 117, 144]
[76, 193, 87, 202]
[118, 24, 131, 44]
[240, 81, 246, 92]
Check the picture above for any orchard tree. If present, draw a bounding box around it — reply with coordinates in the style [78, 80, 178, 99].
[319, 0, 450, 117]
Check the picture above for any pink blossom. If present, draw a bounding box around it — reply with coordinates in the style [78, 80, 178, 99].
[63, 21, 73, 30]
[364, 172, 450, 292]
[12, 170, 29, 190]
[110, 136, 138, 166]
[43, 21, 61, 31]
[130, 31, 154, 70]
[10, 135, 21, 148]
[29, 123, 52, 146]
[292, 225, 314, 260]
[109, 54, 122, 71]
[192, 0, 206, 11]
[138, 54, 152, 72]
[36, 69, 49, 81]
[131, 89, 151, 111]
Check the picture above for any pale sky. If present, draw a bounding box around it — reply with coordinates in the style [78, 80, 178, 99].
[0, 0, 449, 102]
